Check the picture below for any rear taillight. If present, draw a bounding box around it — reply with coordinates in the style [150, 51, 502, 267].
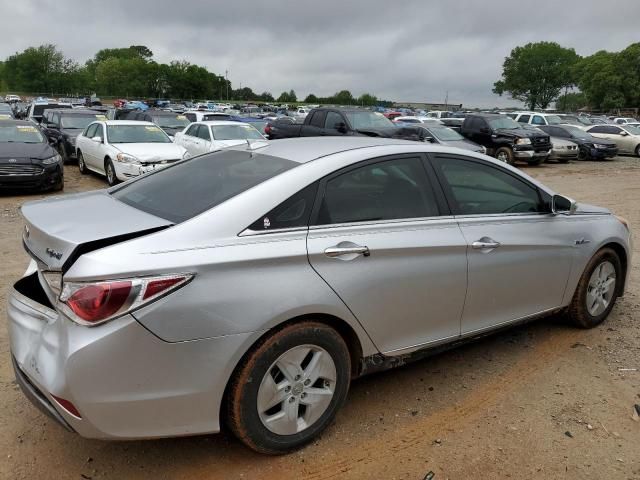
[59, 274, 193, 326]
[264, 124, 272, 134]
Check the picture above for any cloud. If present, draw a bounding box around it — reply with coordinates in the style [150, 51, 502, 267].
[2, 0, 639, 107]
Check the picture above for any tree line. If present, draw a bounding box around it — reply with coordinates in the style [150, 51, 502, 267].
[493, 41, 640, 112]
[0, 44, 387, 106]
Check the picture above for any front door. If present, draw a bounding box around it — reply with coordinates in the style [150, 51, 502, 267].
[307, 155, 467, 354]
[430, 154, 575, 335]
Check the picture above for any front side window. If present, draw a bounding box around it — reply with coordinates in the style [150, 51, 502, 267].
[315, 157, 439, 225]
[434, 157, 544, 215]
[185, 124, 199, 136]
[517, 115, 530, 123]
[196, 125, 211, 141]
[324, 112, 343, 130]
[85, 123, 99, 138]
[309, 111, 326, 128]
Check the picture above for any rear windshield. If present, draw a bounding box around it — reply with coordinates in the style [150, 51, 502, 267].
[152, 115, 190, 129]
[112, 149, 297, 223]
[61, 114, 103, 129]
[211, 124, 263, 140]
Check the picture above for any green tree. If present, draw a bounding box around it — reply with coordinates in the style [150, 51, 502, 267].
[334, 90, 354, 105]
[3, 44, 76, 93]
[277, 91, 292, 103]
[304, 93, 319, 103]
[556, 92, 587, 111]
[258, 91, 274, 102]
[358, 93, 378, 106]
[493, 42, 579, 109]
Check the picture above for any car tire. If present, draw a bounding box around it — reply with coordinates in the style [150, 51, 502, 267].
[77, 151, 88, 174]
[226, 321, 351, 454]
[635, 144, 640, 157]
[104, 158, 119, 186]
[578, 149, 589, 161]
[527, 157, 544, 166]
[495, 147, 514, 165]
[567, 248, 622, 329]
[57, 143, 69, 164]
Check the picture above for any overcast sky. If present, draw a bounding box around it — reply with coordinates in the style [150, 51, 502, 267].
[2, 0, 639, 107]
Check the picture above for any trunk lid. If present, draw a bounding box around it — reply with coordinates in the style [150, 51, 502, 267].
[21, 190, 173, 271]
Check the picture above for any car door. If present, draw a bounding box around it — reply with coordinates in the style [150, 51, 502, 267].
[89, 123, 108, 172]
[612, 126, 636, 153]
[430, 154, 575, 335]
[322, 111, 348, 137]
[303, 111, 326, 137]
[306, 154, 468, 354]
[177, 124, 200, 155]
[196, 124, 213, 153]
[81, 123, 101, 168]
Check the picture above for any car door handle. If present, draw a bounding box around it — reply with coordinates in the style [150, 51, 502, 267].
[324, 244, 370, 258]
[472, 238, 501, 250]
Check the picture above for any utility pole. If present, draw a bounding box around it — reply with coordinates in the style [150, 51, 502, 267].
[444, 90, 449, 109]
[225, 70, 229, 101]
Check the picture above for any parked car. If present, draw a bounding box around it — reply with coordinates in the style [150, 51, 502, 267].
[425, 110, 454, 119]
[4, 94, 21, 103]
[25, 102, 73, 124]
[0, 119, 63, 191]
[555, 114, 592, 128]
[612, 117, 638, 125]
[293, 107, 310, 119]
[414, 124, 485, 153]
[585, 124, 640, 156]
[40, 109, 108, 163]
[460, 113, 552, 165]
[266, 107, 426, 141]
[75, 120, 188, 186]
[183, 110, 233, 122]
[121, 110, 191, 138]
[393, 116, 442, 125]
[537, 125, 618, 160]
[9, 137, 630, 454]
[547, 137, 579, 163]
[174, 121, 265, 156]
[513, 112, 565, 127]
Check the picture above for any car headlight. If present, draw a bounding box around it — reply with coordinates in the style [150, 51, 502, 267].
[42, 154, 62, 165]
[116, 153, 139, 163]
[515, 138, 531, 145]
[594, 143, 608, 149]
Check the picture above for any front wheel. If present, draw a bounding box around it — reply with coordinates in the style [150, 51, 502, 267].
[77, 151, 88, 174]
[495, 147, 514, 165]
[568, 248, 621, 328]
[226, 321, 351, 454]
[104, 158, 119, 186]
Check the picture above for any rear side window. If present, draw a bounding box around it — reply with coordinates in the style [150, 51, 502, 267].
[309, 111, 326, 128]
[531, 115, 545, 125]
[324, 112, 343, 130]
[315, 157, 439, 225]
[112, 150, 298, 223]
[249, 183, 318, 231]
[434, 157, 544, 215]
[517, 114, 530, 123]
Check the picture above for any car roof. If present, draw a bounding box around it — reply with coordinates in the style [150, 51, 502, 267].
[103, 120, 155, 126]
[228, 136, 424, 164]
[198, 121, 252, 126]
[55, 109, 102, 115]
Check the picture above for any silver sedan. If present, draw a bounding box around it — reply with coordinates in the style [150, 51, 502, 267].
[8, 137, 632, 454]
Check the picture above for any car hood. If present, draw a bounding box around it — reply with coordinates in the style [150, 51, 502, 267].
[0, 142, 55, 161]
[551, 137, 577, 147]
[439, 139, 484, 152]
[495, 128, 546, 138]
[112, 142, 186, 162]
[21, 190, 173, 271]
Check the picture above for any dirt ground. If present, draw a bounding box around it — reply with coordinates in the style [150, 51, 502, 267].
[1, 158, 639, 480]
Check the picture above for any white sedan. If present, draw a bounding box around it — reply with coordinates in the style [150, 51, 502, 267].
[75, 120, 188, 186]
[174, 121, 266, 157]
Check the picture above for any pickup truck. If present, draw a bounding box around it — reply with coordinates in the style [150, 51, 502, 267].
[265, 107, 425, 141]
[460, 113, 552, 165]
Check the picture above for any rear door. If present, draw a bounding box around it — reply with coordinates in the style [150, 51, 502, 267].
[307, 154, 467, 354]
[302, 110, 326, 137]
[322, 111, 348, 137]
[430, 154, 574, 335]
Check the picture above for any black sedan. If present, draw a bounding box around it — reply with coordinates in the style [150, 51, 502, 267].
[0, 119, 63, 192]
[538, 125, 618, 160]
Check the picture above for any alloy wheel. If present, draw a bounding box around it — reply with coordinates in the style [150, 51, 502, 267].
[257, 344, 336, 435]
[586, 261, 616, 316]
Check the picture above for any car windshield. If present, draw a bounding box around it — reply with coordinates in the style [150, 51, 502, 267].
[112, 150, 297, 223]
[152, 115, 190, 129]
[61, 115, 104, 129]
[203, 114, 231, 121]
[488, 117, 521, 130]
[211, 124, 263, 140]
[427, 126, 464, 141]
[564, 126, 591, 140]
[545, 115, 563, 125]
[107, 124, 171, 143]
[625, 125, 640, 135]
[0, 124, 44, 143]
[345, 111, 394, 129]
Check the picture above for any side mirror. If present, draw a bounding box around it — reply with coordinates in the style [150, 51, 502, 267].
[335, 122, 348, 133]
[425, 136, 436, 143]
[91, 136, 103, 143]
[552, 194, 577, 215]
[620, 131, 629, 136]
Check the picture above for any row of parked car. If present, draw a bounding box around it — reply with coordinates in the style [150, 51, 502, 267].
[1, 96, 638, 193]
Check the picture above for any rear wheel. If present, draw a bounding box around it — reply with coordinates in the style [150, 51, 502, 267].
[77, 151, 88, 174]
[527, 157, 544, 166]
[567, 248, 621, 329]
[495, 147, 514, 165]
[226, 321, 351, 454]
[104, 158, 119, 186]
[635, 144, 640, 157]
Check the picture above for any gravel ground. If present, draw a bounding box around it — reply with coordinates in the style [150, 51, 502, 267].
[1, 158, 639, 480]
